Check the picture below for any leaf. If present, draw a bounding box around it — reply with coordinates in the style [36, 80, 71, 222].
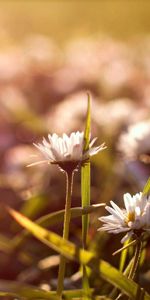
[81, 165, 91, 247]
[118, 240, 134, 287]
[8, 208, 150, 300]
[109, 258, 134, 299]
[83, 93, 91, 152]
[12, 204, 104, 249]
[140, 247, 146, 267]
[21, 194, 47, 219]
[143, 177, 150, 197]
[119, 240, 130, 272]
[61, 288, 93, 299]
[0, 280, 94, 300]
[81, 93, 91, 298]
[0, 291, 17, 298]
[0, 280, 57, 299]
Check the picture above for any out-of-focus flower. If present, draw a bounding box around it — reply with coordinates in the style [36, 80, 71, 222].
[0, 87, 29, 116]
[3, 145, 48, 191]
[0, 51, 27, 82]
[29, 131, 106, 171]
[45, 92, 95, 134]
[93, 98, 136, 134]
[47, 93, 147, 138]
[98, 192, 150, 243]
[118, 120, 150, 161]
[23, 35, 62, 71]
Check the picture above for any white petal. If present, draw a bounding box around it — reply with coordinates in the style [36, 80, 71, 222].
[109, 227, 129, 234]
[27, 160, 48, 167]
[123, 193, 134, 213]
[105, 206, 124, 222]
[99, 215, 120, 224]
[42, 138, 50, 148]
[146, 203, 150, 226]
[33, 131, 105, 165]
[110, 201, 125, 219]
[33, 143, 52, 160]
[135, 206, 141, 216]
[72, 144, 81, 160]
[89, 137, 97, 147]
[87, 147, 101, 157]
[50, 147, 61, 160]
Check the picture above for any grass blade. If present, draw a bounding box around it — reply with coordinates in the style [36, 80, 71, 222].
[143, 177, 150, 197]
[118, 240, 135, 273]
[81, 93, 91, 299]
[83, 93, 91, 153]
[0, 280, 94, 300]
[8, 208, 150, 300]
[0, 280, 58, 299]
[82, 164, 90, 246]
[12, 204, 104, 250]
[119, 240, 129, 272]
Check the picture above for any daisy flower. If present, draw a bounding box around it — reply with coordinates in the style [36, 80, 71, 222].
[28, 131, 106, 172]
[118, 120, 150, 160]
[98, 192, 150, 243]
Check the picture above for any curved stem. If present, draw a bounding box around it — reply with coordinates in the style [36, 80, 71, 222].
[114, 238, 142, 300]
[57, 170, 74, 299]
[128, 238, 142, 280]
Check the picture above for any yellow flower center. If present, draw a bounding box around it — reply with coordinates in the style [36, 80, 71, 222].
[126, 211, 135, 223]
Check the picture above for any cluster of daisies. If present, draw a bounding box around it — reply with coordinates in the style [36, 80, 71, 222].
[31, 131, 150, 244]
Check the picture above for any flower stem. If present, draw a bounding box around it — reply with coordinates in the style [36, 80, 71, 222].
[128, 237, 142, 280]
[57, 170, 74, 299]
[114, 238, 142, 300]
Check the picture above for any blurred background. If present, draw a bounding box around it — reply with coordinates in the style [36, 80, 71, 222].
[0, 0, 150, 296]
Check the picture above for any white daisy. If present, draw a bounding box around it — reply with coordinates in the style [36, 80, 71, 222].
[118, 120, 150, 160]
[98, 192, 150, 243]
[28, 131, 106, 171]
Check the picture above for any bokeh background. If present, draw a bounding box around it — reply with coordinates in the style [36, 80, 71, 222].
[0, 0, 150, 295]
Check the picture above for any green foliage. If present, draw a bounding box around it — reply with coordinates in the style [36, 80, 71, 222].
[12, 204, 103, 250]
[81, 94, 91, 299]
[81, 95, 91, 237]
[0, 281, 94, 300]
[8, 208, 150, 300]
[21, 194, 48, 219]
[83, 94, 91, 152]
[119, 240, 130, 272]
[143, 177, 150, 198]
[0, 281, 58, 299]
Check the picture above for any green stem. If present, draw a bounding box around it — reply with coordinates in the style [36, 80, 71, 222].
[128, 238, 142, 280]
[109, 258, 134, 299]
[114, 238, 142, 300]
[57, 170, 74, 299]
[81, 161, 91, 299]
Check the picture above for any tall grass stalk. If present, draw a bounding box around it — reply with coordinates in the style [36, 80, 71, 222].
[57, 170, 74, 299]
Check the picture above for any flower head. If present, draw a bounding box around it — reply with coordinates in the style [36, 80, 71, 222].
[29, 131, 106, 172]
[98, 192, 150, 243]
[118, 120, 150, 161]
